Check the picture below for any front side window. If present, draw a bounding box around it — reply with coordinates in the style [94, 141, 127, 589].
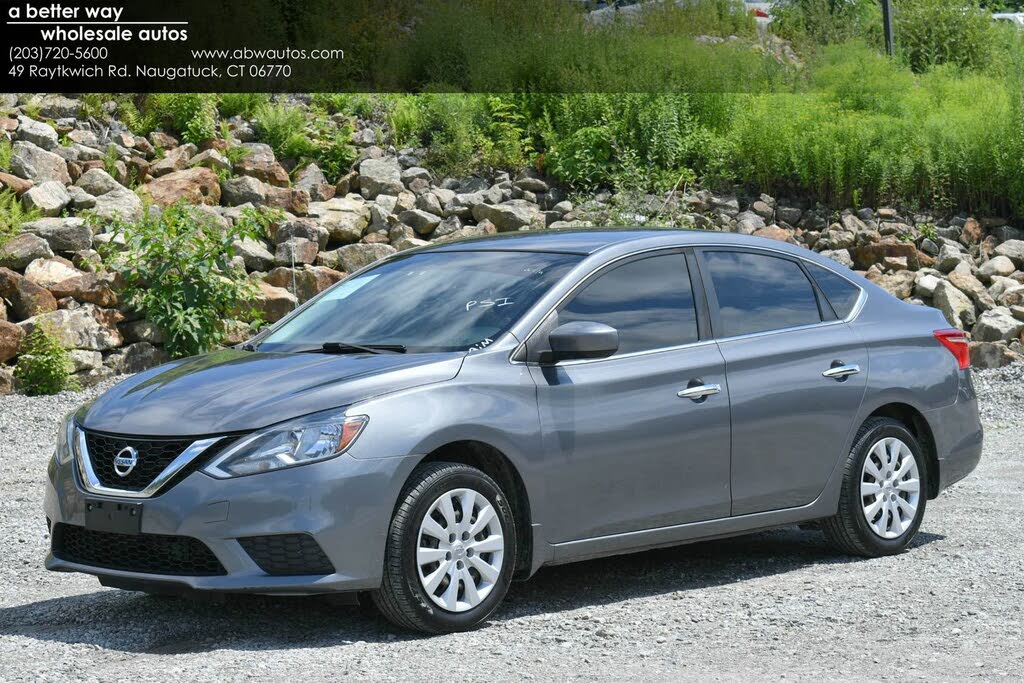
[259, 250, 580, 353]
[557, 253, 699, 356]
[703, 251, 822, 337]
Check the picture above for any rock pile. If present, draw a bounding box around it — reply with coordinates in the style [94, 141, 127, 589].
[1, 93, 1023, 393]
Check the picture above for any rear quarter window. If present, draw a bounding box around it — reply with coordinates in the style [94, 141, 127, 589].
[805, 262, 862, 319]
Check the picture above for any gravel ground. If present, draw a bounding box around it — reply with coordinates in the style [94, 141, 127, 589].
[1, 371, 1022, 682]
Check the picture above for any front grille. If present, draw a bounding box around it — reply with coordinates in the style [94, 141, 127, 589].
[83, 431, 194, 491]
[52, 523, 226, 576]
[238, 534, 336, 576]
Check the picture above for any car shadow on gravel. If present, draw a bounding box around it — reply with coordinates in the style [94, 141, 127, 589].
[0, 527, 942, 653]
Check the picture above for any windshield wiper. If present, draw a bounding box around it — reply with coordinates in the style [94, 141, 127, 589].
[300, 342, 407, 355]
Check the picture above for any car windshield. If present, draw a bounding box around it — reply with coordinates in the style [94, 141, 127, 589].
[258, 250, 581, 354]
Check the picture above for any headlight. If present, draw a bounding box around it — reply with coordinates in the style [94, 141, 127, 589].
[54, 411, 77, 465]
[203, 414, 368, 478]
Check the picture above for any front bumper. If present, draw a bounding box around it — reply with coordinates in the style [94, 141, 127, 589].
[44, 450, 420, 594]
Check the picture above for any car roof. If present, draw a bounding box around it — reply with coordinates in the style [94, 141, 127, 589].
[418, 228, 792, 255]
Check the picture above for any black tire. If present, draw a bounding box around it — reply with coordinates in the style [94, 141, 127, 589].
[822, 417, 929, 557]
[371, 462, 517, 634]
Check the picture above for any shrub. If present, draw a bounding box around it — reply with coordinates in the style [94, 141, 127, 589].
[116, 96, 161, 137]
[386, 96, 425, 147]
[148, 93, 219, 144]
[14, 325, 77, 396]
[894, 0, 997, 73]
[94, 204, 277, 358]
[218, 93, 269, 118]
[0, 190, 41, 247]
[0, 138, 11, 171]
[771, 0, 882, 48]
[254, 102, 311, 160]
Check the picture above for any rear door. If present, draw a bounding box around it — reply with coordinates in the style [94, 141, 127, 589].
[528, 250, 733, 542]
[696, 249, 868, 516]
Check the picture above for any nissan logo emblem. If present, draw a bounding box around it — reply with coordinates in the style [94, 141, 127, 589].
[113, 446, 138, 477]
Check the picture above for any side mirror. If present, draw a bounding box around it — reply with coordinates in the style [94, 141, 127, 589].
[546, 321, 619, 363]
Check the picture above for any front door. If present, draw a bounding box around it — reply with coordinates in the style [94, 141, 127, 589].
[528, 251, 733, 543]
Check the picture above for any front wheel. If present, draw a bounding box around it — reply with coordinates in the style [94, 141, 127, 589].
[372, 462, 516, 633]
[822, 417, 928, 557]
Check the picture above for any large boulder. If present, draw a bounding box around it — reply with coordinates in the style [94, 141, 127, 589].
[48, 272, 121, 307]
[0, 233, 53, 270]
[23, 257, 81, 289]
[105, 342, 169, 374]
[90, 187, 143, 222]
[189, 149, 231, 174]
[251, 281, 298, 323]
[21, 217, 92, 252]
[273, 218, 329, 250]
[472, 200, 541, 232]
[0, 320, 24, 363]
[17, 304, 123, 350]
[234, 237, 276, 272]
[0, 267, 58, 320]
[139, 167, 221, 206]
[274, 238, 320, 266]
[10, 141, 71, 184]
[947, 270, 996, 311]
[75, 168, 125, 196]
[866, 270, 915, 300]
[978, 255, 1016, 282]
[398, 209, 442, 235]
[221, 176, 308, 215]
[358, 158, 403, 199]
[321, 243, 396, 273]
[262, 265, 345, 303]
[295, 162, 335, 201]
[994, 240, 1024, 268]
[933, 280, 976, 330]
[20, 181, 70, 217]
[0, 171, 33, 196]
[308, 196, 370, 243]
[149, 143, 198, 177]
[851, 242, 923, 271]
[234, 143, 289, 187]
[15, 116, 58, 150]
[969, 341, 1023, 369]
[973, 307, 1024, 342]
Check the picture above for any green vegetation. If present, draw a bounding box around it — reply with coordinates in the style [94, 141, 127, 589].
[0, 139, 11, 171]
[93, 204, 277, 358]
[0, 190, 41, 248]
[218, 93, 269, 118]
[14, 325, 78, 396]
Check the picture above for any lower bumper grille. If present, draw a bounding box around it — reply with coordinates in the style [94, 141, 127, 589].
[52, 523, 226, 576]
[238, 534, 335, 576]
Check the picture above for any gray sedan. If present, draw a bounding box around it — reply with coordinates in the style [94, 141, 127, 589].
[44, 229, 982, 633]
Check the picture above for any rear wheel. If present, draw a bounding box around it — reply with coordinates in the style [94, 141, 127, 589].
[372, 462, 516, 633]
[822, 418, 928, 557]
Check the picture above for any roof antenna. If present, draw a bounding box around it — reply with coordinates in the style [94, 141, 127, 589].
[290, 242, 298, 309]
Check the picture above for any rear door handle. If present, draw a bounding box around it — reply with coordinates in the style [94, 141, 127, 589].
[677, 383, 721, 401]
[822, 364, 860, 379]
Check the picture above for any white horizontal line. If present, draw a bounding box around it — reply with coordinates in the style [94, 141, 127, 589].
[6, 21, 189, 25]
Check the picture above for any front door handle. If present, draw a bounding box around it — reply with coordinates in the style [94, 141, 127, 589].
[677, 383, 721, 401]
[822, 363, 860, 379]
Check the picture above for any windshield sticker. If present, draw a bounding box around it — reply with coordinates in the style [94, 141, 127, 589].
[468, 338, 495, 352]
[465, 297, 514, 311]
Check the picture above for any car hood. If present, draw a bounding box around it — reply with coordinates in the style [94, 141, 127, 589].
[79, 349, 465, 436]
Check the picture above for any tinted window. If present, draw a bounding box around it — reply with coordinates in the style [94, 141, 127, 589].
[260, 251, 580, 353]
[704, 251, 822, 337]
[806, 262, 861, 318]
[558, 253, 698, 355]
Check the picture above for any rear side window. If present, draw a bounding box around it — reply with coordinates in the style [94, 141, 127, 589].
[805, 262, 861, 319]
[703, 251, 822, 337]
[559, 253, 699, 355]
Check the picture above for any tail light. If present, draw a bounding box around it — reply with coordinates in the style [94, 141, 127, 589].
[934, 329, 970, 370]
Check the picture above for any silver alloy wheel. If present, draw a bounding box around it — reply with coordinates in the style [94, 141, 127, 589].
[860, 437, 921, 539]
[416, 487, 504, 613]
